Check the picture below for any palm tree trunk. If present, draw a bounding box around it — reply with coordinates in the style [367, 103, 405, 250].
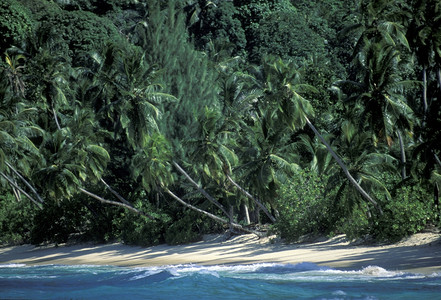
[165, 188, 262, 237]
[79, 188, 156, 220]
[52, 106, 62, 130]
[437, 68, 441, 96]
[226, 174, 276, 223]
[12, 186, 21, 202]
[172, 161, 231, 219]
[305, 117, 383, 214]
[397, 131, 406, 180]
[243, 204, 251, 225]
[100, 178, 134, 207]
[0, 171, 43, 209]
[423, 66, 428, 117]
[6, 161, 44, 204]
[434, 152, 441, 169]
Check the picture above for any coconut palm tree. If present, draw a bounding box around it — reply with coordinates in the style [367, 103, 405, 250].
[407, 0, 441, 117]
[338, 41, 418, 180]
[0, 58, 44, 208]
[331, 118, 397, 211]
[91, 45, 177, 149]
[341, 0, 410, 60]
[130, 131, 262, 236]
[257, 56, 384, 213]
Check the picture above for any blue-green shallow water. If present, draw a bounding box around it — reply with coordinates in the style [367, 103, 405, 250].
[1, 263, 440, 299]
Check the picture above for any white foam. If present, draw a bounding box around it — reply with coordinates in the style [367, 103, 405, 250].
[360, 266, 396, 276]
[0, 264, 27, 268]
[129, 269, 163, 280]
[332, 290, 347, 296]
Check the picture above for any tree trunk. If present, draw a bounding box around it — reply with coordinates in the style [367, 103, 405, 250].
[226, 175, 276, 223]
[12, 186, 21, 202]
[229, 205, 234, 232]
[305, 117, 383, 214]
[243, 204, 251, 225]
[0, 171, 43, 209]
[172, 161, 231, 218]
[434, 152, 441, 169]
[100, 178, 134, 207]
[165, 188, 262, 237]
[397, 131, 406, 180]
[423, 66, 429, 118]
[437, 67, 441, 96]
[53, 106, 62, 130]
[79, 188, 156, 220]
[6, 161, 44, 204]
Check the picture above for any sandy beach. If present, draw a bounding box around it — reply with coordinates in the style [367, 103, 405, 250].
[1, 233, 441, 274]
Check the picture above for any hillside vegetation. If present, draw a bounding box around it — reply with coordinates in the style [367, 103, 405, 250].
[1, 0, 440, 245]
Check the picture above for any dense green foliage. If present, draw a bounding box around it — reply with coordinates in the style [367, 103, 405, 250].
[274, 169, 335, 242]
[0, 194, 34, 245]
[0, 0, 440, 246]
[0, 0, 34, 53]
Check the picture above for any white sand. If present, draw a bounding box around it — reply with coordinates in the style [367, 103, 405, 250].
[1, 233, 440, 274]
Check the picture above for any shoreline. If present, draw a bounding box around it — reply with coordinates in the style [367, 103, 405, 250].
[1, 233, 441, 274]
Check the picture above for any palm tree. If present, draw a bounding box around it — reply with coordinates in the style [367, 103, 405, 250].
[341, 0, 410, 60]
[331, 118, 397, 211]
[338, 41, 418, 180]
[216, 70, 280, 222]
[91, 45, 177, 149]
[407, 0, 441, 117]
[0, 61, 44, 208]
[258, 56, 384, 213]
[25, 48, 75, 131]
[234, 107, 299, 220]
[3, 52, 26, 98]
[130, 131, 262, 236]
[294, 134, 333, 175]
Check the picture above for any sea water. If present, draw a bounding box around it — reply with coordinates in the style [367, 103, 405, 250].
[1, 263, 440, 299]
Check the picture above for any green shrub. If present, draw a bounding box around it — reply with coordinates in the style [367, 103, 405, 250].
[251, 9, 326, 63]
[164, 211, 207, 245]
[30, 199, 92, 244]
[274, 169, 334, 242]
[0, 0, 34, 52]
[190, 1, 246, 56]
[0, 193, 36, 245]
[33, 7, 129, 65]
[111, 200, 171, 246]
[372, 184, 434, 242]
[334, 202, 371, 241]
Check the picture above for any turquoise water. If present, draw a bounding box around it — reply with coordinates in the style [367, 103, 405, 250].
[1, 263, 441, 299]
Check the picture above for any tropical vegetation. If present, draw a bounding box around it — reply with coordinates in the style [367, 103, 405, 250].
[0, 0, 440, 246]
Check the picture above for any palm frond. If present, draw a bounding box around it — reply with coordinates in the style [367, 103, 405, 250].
[269, 154, 300, 175]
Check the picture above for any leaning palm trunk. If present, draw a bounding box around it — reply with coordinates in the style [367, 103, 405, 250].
[52, 106, 62, 130]
[305, 117, 383, 214]
[100, 178, 136, 207]
[0, 171, 43, 209]
[6, 161, 45, 205]
[79, 188, 156, 220]
[397, 131, 407, 180]
[12, 186, 21, 202]
[172, 161, 232, 219]
[226, 175, 276, 223]
[165, 188, 263, 237]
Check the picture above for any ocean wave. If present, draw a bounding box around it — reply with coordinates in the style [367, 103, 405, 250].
[2, 263, 439, 283]
[1, 263, 440, 299]
[153, 262, 330, 275]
